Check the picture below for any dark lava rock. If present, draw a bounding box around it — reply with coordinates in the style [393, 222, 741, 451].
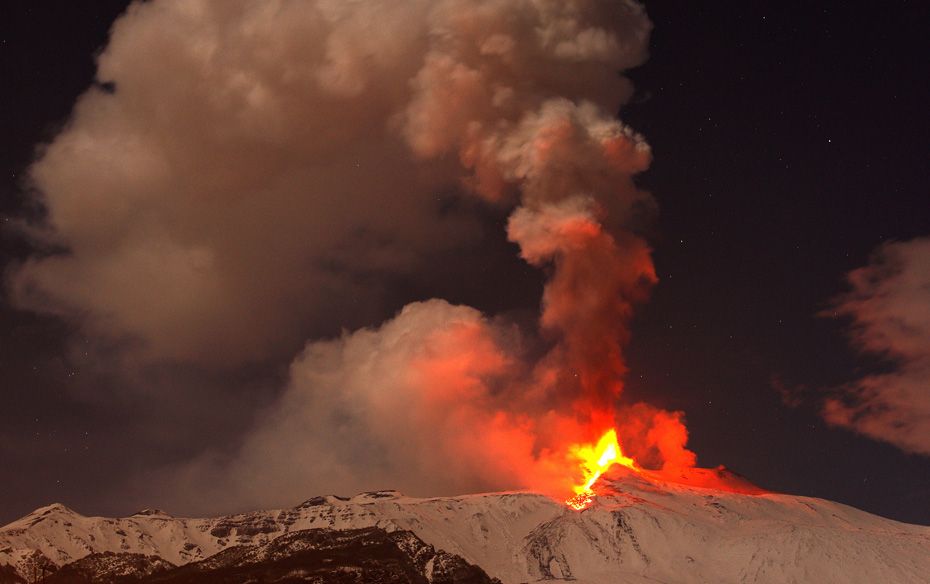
[0, 564, 25, 584]
[144, 526, 499, 584]
[40, 552, 174, 583]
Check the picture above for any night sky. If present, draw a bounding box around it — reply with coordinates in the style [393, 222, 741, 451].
[2, 1, 929, 526]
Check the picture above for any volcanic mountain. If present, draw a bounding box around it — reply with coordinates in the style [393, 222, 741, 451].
[2, 469, 928, 583]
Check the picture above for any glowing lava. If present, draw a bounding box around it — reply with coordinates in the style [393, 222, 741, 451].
[565, 428, 637, 510]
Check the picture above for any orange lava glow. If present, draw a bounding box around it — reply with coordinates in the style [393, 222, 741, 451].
[565, 428, 638, 510]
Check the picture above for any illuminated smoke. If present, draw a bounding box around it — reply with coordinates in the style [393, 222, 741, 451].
[8, 0, 702, 512]
[823, 237, 930, 455]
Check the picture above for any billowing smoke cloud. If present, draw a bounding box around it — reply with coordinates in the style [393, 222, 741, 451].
[165, 298, 694, 513]
[9, 0, 651, 367]
[9, 0, 486, 365]
[11, 0, 699, 511]
[165, 300, 535, 511]
[823, 237, 930, 455]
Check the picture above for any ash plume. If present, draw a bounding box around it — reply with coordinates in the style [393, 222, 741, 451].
[8, 0, 698, 512]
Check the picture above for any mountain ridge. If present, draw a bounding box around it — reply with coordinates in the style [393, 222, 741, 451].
[3, 471, 929, 583]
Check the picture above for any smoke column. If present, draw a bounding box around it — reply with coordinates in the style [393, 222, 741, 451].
[9, 0, 700, 512]
[169, 0, 697, 511]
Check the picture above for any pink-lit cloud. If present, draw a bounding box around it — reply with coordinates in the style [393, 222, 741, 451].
[823, 237, 930, 455]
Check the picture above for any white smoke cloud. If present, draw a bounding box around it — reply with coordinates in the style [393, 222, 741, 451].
[824, 237, 930, 455]
[9, 0, 687, 512]
[10, 0, 651, 368]
[160, 298, 694, 515]
[162, 300, 534, 512]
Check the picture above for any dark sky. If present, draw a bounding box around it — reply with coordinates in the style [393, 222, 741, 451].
[2, 1, 929, 526]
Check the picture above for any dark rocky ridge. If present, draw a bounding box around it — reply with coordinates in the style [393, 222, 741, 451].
[146, 527, 499, 584]
[0, 564, 25, 584]
[39, 552, 174, 583]
[21, 527, 498, 584]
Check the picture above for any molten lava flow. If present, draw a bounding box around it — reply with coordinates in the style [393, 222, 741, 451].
[565, 428, 637, 510]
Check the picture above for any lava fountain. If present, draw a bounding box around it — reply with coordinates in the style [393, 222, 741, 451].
[565, 428, 638, 510]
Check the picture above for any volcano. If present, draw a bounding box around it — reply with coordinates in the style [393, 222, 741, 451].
[2, 470, 928, 583]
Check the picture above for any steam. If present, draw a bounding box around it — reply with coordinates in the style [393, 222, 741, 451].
[9, 0, 699, 512]
[823, 237, 930, 455]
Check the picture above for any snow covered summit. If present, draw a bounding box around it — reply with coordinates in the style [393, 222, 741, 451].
[2, 471, 929, 583]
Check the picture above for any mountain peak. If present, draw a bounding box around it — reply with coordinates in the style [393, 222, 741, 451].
[0, 503, 79, 532]
[32, 503, 75, 515]
[2, 486, 928, 583]
[353, 489, 403, 500]
[131, 508, 172, 518]
[296, 490, 404, 509]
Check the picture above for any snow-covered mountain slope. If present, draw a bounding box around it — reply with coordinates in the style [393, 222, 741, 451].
[2, 469, 929, 583]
